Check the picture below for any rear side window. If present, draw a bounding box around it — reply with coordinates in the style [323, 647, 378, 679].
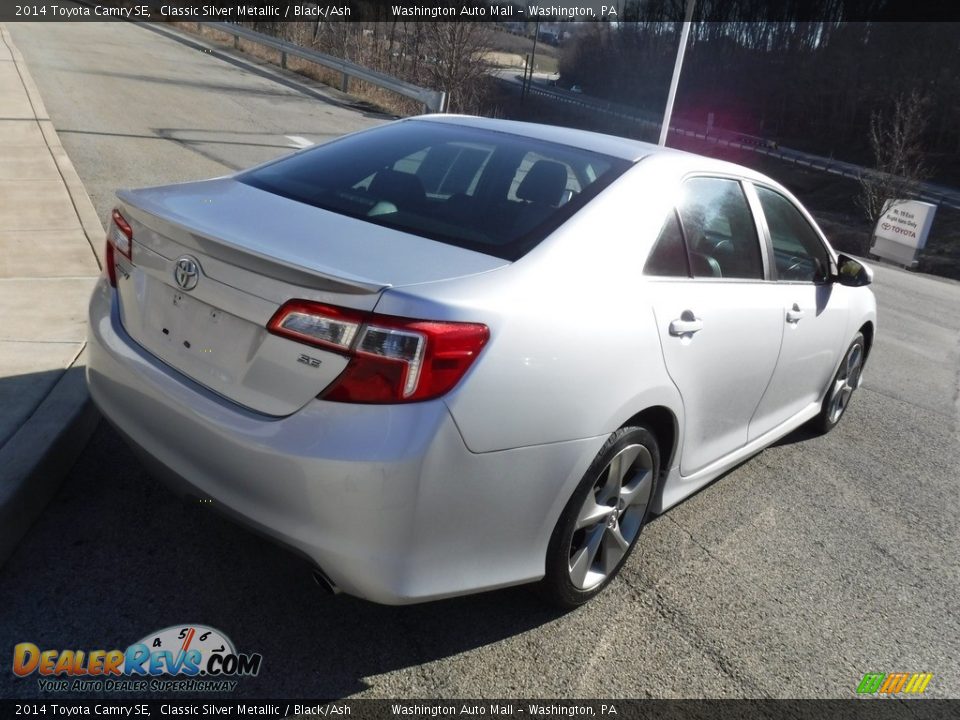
[238, 121, 631, 261]
[644, 211, 689, 277]
[678, 178, 764, 280]
[755, 186, 831, 283]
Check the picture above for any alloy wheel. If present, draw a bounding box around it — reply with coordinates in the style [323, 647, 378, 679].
[827, 342, 864, 424]
[567, 443, 654, 590]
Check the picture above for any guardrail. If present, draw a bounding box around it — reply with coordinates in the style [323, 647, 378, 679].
[522, 80, 960, 211]
[198, 22, 447, 114]
[674, 125, 960, 211]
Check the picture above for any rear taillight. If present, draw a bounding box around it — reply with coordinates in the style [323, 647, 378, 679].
[267, 300, 489, 404]
[110, 209, 133, 259]
[104, 240, 117, 287]
[104, 209, 133, 287]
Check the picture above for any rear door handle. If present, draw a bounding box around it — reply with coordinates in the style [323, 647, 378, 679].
[786, 304, 804, 323]
[669, 311, 703, 336]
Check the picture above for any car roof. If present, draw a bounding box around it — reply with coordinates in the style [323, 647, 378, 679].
[415, 114, 778, 187]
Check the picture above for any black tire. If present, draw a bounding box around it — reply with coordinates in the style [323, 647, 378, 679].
[538, 426, 660, 608]
[812, 333, 866, 434]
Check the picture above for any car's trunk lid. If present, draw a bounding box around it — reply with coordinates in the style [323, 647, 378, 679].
[112, 178, 507, 416]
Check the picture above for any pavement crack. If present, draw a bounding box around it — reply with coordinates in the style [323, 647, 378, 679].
[664, 514, 726, 564]
[616, 564, 768, 697]
[647, 585, 769, 697]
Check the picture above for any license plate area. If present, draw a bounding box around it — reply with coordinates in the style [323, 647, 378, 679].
[115, 250, 352, 416]
[142, 281, 259, 384]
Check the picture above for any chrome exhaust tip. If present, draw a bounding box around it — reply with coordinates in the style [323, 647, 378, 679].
[311, 568, 340, 595]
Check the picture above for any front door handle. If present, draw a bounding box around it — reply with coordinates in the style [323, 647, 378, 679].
[669, 311, 703, 336]
[786, 303, 804, 323]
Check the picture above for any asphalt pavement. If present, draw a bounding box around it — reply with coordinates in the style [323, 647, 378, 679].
[1, 20, 959, 701]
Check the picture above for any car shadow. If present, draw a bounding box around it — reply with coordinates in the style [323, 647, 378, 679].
[770, 423, 820, 448]
[0, 421, 569, 700]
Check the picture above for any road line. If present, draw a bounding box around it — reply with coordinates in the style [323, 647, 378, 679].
[285, 135, 313, 149]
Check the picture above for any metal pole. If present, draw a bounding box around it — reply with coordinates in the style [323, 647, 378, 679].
[521, 53, 530, 103]
[659, 0, 695, 147]
[529, 20, 540, 88]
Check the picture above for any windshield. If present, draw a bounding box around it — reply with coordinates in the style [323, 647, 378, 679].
[238, 120, 631, 261]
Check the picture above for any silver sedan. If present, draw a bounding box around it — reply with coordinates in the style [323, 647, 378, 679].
[86, 116, 876, 606]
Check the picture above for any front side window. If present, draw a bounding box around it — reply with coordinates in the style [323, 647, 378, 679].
[238, 121, 631, 261]
[755, 186, 831, 283]
[677, 178, 764, 280]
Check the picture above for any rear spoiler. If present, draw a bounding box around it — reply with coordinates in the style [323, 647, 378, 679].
[117, 190, 388, 296]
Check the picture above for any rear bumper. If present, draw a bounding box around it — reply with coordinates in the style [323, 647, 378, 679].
[86, 278, 602, 604]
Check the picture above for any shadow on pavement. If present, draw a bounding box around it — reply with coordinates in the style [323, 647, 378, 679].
[0, 368, 66, 448]
[0, 421, 567, 700]
[0, 366, 99, 566]
[770, 424, 820, 448]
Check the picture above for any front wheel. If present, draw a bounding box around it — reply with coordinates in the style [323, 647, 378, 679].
[813, 333, 865, 434]
[539, 426, 660, 608]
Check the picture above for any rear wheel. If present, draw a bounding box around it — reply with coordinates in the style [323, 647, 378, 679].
[539, 426, 660, 608]
[813, 333, 865, 434]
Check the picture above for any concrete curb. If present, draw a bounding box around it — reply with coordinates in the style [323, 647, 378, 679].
[2, 25, 105, 269]
[0, 24, 103, 567]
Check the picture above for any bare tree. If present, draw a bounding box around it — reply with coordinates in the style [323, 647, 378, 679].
[417, 23, 495, 114]
[855, 91, 930, 239]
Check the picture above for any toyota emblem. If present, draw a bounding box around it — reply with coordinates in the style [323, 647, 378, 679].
[173, 256, 201, 291]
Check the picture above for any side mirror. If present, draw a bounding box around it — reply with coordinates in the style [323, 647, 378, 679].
[833, 254, 873, 287]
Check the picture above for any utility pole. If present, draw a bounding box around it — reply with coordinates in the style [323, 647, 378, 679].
[527, 20, 540, 97]
[521, 54, 530, 103]
[659, 0, 695, 147]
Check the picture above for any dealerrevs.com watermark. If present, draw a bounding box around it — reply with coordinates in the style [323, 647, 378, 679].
[12, 624, 261, 694]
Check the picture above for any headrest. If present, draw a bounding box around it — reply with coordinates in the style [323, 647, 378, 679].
[516, 160, 568, 206]
[369, 169, 426, 209]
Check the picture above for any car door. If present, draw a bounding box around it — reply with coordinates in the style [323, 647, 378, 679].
[644, 176, 784, 476]
[746, 184, 849, 439]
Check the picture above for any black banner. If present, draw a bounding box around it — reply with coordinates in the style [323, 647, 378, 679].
[1, 0, 959, 23]
[2, 700, 960, 719]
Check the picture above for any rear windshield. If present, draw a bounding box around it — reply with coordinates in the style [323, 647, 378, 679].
[238, 120, 631, 261]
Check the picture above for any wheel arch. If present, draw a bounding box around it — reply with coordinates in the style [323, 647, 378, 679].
[858, 320, 875, 362]
[620, 405, 678, 479]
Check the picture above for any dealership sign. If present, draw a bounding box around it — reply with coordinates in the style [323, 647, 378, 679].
[871, 198, 936, 266]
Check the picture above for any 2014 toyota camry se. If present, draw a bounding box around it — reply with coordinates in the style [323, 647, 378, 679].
[86, 115, 876, 606]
